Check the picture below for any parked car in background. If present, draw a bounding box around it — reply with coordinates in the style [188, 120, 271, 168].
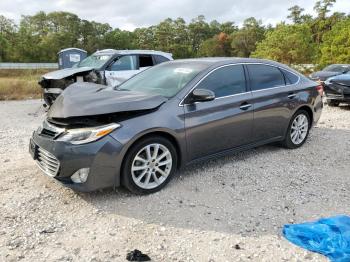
[309, 64, 350, 82]
[30, 58, 323, 194]
[39, 49, 173, 106]
[324, 73, 350, 106]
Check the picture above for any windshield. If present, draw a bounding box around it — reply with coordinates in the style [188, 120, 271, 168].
[77, 54, 112, 69]
[323, 64, 350, 73]
[116, 62, 208, 98]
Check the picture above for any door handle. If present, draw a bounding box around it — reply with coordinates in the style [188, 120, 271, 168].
[239, 102, 252, 110]
[288, 93, 297, 99]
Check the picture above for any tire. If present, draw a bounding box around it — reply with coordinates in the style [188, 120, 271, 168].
[121, 136, 178, 194]
[327, 99, 340, 107]
[282, 110, 311, 149]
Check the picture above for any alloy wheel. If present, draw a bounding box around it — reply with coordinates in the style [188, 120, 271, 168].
[131, 143, 173, 190]
[290, 114, 309, 145]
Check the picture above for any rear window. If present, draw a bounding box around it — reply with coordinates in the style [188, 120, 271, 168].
[281, 69, 299, 85]
[247, 64, 285, 91]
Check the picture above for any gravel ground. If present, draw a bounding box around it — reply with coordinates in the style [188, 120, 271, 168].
[0, 99, 349, 262]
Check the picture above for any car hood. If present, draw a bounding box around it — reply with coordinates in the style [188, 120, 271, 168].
[47, 82, 168, 119]
[310, 71, 341, 81]
[42, 67, 94, 80]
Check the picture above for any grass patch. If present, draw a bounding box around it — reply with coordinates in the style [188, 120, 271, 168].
[0, 69, 51, 100]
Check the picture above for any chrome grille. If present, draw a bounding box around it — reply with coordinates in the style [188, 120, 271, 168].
[36, 147, 60, 177]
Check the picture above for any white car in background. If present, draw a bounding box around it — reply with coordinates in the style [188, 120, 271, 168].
[39, 49, 173, 106]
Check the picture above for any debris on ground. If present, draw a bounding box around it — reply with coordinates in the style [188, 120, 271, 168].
[126, 249, 151, 261]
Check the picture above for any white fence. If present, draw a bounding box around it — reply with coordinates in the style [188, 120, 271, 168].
[0, 63, 58, 69]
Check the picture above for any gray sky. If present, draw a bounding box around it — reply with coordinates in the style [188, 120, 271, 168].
[1, 0, 350, 30]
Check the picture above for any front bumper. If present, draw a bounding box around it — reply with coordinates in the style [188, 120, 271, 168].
[324, 83, 350, 102]
[30, 131, 124, 192]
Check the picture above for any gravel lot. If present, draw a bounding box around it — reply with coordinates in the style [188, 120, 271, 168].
[0, 99, 349, 262]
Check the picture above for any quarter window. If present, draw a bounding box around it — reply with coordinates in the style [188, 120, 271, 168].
[281, 69, 299, 85]
[195, 65, 246, 98]
[247, 64, 285, 91]
[154, 55, 170, 64]
[139, 55, 154, 68]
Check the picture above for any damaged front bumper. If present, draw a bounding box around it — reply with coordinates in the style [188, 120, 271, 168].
[29, 130, 124, 192]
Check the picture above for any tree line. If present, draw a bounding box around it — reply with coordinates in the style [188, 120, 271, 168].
[0, 0, 349, 67]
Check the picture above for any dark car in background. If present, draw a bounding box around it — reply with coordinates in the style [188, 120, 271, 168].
[39, 49, 173, 106]
[310, 64, 350, 82]
[324, 73, 350, 106]
[30, 58, 323, 194]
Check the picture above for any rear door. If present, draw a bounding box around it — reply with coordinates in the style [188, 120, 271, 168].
[246, 64, 299, 142]
[104, 55, 138, 86]
[184, 64, 254, 161]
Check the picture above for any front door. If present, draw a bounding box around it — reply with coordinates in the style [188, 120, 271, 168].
[105, 55, 138, 87]
[184, 64, 254, 161]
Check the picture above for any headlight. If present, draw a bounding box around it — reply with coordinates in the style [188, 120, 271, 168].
[57, 123, 120, 145]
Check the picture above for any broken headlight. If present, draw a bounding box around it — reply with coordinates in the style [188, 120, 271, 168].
[57, 123, 120, 145]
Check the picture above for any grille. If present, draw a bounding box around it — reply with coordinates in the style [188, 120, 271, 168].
[36, 147, 60, 177]
[40, 128, 57, 138]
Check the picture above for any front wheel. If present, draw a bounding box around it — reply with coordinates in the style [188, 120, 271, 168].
[282, 110, 311, 149]
[121, 136, 178, 194]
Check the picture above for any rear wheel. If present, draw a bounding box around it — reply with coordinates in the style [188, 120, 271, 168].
[282, 110, 310, 149]
[327, 99, 340, 107]
[121, 136, 177, 194]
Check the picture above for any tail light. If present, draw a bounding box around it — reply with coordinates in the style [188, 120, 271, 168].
[316, 84, 324, 96]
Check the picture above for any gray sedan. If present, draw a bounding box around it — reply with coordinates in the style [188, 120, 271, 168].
[29, 58, 323, 194]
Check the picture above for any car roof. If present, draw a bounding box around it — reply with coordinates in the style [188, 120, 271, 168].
[169, 57, 294, 70]
[93, 49, 173, 59]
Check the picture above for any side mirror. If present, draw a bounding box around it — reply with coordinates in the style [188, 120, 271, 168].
[190, 89, 215, 103]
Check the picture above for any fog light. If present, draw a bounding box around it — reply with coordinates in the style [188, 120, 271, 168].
[71, 168, 90, 183]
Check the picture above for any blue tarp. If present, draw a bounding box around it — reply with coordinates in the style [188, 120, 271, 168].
[283, 216, 350, 262]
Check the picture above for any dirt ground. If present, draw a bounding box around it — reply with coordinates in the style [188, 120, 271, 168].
[0, 99, 349, 262]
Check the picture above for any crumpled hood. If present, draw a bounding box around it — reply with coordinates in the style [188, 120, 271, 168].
[47, 82, 167, 119]
[42, 67, 94, 80]
[327, 74, 350, 87]
[310, 71, 342, 81]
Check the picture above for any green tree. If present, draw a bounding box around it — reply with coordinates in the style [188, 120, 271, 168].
[252, 23, 316, 64]
[319, 18, 350, 65]
[314, 0, 337, 19]
[198, 32, 232, 57]
[230, 17, 265, 57]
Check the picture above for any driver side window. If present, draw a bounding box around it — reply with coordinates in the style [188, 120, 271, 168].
[109, 55, 136, 71]
[196, 65, 246, 98]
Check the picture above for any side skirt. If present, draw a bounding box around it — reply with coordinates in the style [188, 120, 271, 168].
[186, 136, 283, 166]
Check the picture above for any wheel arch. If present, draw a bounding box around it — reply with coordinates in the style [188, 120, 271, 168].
[294, 105, 314, 125]
[120, 129, 184, 172]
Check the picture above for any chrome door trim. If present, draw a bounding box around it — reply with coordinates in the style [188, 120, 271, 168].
[179, 62, 301, 106]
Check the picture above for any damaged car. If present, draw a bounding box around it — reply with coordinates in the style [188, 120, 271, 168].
[324, 73, 350, 106]
[30, 58, 323, 194]
[39, 49, 173, 106]
[309, 64, 350, 82]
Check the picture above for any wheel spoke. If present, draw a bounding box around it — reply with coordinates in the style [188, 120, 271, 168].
[152, 173, 160, 185]
[157, 159, 172, 167]
[155, 167, 168, 178]
[145, 146, 152, 161]
[135, 155, 147, 163]
[156, 151, 170, 162]
[136, 170, 148, 182]
[132, 165, 148, 172]
[144, 172, 152, 185]
[152, 144, 159, 159]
